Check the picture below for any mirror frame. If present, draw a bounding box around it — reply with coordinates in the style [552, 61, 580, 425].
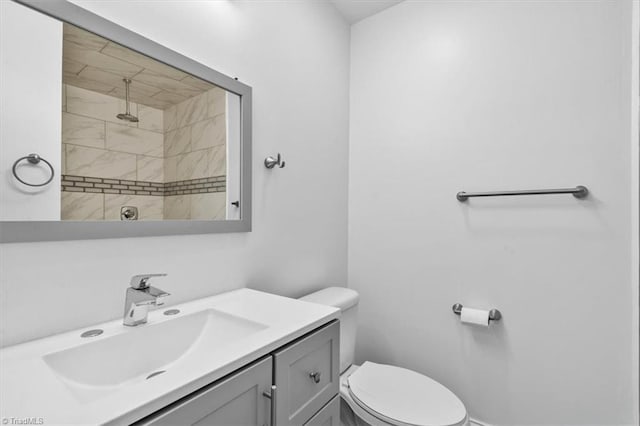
[0, 0, 252, 243]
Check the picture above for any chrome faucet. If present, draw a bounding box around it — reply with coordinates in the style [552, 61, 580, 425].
[123, 274, 170, 326]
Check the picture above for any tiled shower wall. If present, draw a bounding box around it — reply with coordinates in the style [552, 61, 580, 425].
[62, 84, 165, 220]
[163, 86, 227, 219]
[61, 84, 227, 220]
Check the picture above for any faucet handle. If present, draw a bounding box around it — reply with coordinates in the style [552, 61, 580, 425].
[130, 273, 167, 289]
[154, 293, 169, 307]
[147, 286, 170, 306]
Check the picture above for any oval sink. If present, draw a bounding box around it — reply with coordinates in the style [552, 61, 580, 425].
[43, 309, 267, 403]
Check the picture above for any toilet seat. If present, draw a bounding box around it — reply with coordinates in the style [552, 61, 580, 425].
[347, 362, 467, 426]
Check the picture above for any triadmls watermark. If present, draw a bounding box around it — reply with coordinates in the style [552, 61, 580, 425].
[1, 418, 44, 425]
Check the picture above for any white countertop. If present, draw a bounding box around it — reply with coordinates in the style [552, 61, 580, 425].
[0, 289, 340, 425]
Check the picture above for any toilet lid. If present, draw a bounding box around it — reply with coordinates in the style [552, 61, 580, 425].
[347, 362, 467, 426]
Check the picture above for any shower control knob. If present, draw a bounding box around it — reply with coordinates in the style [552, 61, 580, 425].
[120, 206, 139, 221]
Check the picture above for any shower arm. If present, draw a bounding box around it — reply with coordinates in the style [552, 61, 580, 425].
[116, 78, 138, 122]
[124, 78, 131, 115]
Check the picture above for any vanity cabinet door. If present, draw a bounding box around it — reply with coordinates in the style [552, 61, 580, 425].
[137, 357, 272, 426]
[273, 320, 340, 425]
[304, 395, 340, 426]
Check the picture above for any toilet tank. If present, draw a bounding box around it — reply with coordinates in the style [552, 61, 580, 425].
[299, 287, 359, 373]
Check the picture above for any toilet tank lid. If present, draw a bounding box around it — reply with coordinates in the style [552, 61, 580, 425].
[300, 287, 359, 312]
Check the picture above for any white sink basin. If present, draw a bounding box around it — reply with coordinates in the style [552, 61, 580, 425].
[1, 289, 340, 425]
[43, 309, 267, 403]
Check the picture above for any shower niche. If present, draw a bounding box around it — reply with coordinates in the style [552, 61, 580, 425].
[0, 0, 252, 242]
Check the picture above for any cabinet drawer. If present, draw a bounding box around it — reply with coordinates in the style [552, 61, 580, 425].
[273, 320, 340, 426]
[135, 357, 272, 426]
[304, 395, 340, 426]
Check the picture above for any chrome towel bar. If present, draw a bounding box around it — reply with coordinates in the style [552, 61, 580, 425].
[456, 185, 588, 202]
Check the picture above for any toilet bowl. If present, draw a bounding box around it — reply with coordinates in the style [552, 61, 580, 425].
[300, 287, 469, 426]
[340, 363, 468, 426]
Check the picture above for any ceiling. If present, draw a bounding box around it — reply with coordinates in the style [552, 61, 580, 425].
[330, 0, 404, 24]
[62, 24, 217, 110]
[62, 1, 404, 109]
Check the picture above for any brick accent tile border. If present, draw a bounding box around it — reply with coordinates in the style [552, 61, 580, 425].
[61, 175, 226, 196]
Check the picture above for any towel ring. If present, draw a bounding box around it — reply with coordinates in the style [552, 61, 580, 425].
[12, 153, 55, 187]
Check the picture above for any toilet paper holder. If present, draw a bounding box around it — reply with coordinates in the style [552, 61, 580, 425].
[452, 303, 502, 322]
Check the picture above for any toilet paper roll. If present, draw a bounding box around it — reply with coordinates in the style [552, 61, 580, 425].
[460, 307, 490, 326]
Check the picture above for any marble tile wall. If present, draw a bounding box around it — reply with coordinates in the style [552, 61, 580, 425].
[61, 84, 227, 221]
[63, 24, 218, 110]
[164, 192, 227, 221]
[163, 86, 227, 220]
[62, 84, 164, 220]
[104, 194, 163, 221]
[61, 175, 225, 196]
[61, 191, 163, 221]
[163, 87, 226, 183]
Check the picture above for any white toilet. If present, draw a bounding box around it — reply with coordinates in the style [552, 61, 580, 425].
[300, 287, 469, 426]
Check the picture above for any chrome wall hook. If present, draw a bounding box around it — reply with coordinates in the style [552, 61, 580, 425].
[264, 153, 285, 169]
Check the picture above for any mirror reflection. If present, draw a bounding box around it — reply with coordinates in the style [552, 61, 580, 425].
[60, 24, 239, 221]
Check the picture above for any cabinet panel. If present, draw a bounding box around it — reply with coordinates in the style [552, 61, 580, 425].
[304, 395, 340, 426]
[273, 321, 340, 425]
[137, 357, 272, 426]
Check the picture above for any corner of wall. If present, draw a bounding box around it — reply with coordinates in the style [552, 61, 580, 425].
[631, 0, 639, 422]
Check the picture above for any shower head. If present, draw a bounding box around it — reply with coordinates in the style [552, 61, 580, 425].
[116, 112, 139, 123]
[116, 78, 139, 123]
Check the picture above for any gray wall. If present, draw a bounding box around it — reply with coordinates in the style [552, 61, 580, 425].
[348, 1, 636, 424]
[0, 0, 350, 347]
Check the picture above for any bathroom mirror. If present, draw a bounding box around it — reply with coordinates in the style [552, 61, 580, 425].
[0, 0, 252, 242]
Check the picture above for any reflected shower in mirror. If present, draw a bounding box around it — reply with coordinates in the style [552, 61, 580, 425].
[61, 24, 240, 221]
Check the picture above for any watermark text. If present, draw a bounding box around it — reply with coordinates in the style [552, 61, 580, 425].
[2, 418, 44, 425]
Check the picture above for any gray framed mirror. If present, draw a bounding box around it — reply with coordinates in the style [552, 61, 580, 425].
[0, 0, 252, 242]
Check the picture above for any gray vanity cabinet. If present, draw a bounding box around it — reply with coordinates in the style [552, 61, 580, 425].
[304, 396, 341, 426]
[135, 320, 339, 426]
[138, 357, 272, 426]
[273, 321, 340, 425]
